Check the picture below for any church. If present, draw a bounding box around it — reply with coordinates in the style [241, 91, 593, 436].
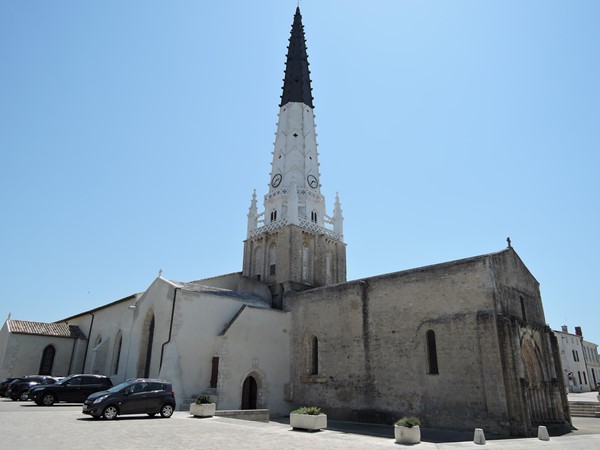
[0, 7, 570, 437]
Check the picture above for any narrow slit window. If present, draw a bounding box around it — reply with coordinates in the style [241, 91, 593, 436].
[310, 336, 319, 375]
[426, 330, 439, 375]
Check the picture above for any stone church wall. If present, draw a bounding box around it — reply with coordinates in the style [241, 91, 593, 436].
[286, 251, 556, 436]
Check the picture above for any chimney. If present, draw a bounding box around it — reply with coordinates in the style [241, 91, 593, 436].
[561, 325, 568, 333]
[575, 326, 583, 337]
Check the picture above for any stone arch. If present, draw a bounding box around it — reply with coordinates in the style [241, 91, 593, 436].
[240, 370, 266, 410]
[520, 332, 558, 424]
[520, 333, 548, 384]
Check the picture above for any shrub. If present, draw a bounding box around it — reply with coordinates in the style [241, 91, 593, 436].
[292, 406, 322, 415]
[195, 395, 212, 405]
[395, 416, 420, 428]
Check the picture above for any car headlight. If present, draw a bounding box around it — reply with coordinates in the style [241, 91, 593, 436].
[93, 395, 108, 404]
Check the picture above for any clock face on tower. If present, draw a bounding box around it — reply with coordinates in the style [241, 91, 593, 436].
[271, 174, 282, 188]
[307, 175, 318, 189]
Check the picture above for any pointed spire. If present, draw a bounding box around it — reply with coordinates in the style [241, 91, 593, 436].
[333, 192, 344, 236]
[247, 189, 258, 235]
[280, 7, 314, 108]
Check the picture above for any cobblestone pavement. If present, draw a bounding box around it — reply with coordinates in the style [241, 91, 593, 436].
[2, 398, 600, 450]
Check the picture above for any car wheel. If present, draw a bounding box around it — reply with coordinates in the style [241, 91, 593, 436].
[18, 391, 29, 401]
[102, 405, 119, 420]
[160, 404, 174, 418]
[41, 393, 56, 406]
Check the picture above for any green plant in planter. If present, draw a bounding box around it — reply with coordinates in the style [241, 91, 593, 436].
[395, 416, 420, 428]
[195, 395, 212, 405]
[292, 406, 322, 415]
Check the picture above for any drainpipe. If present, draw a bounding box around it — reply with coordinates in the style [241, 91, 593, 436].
[160, 288, 179, 370]
[81, 313, 95, 373]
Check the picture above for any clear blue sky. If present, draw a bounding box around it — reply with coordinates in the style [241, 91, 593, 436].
[1, 1, 599, 346]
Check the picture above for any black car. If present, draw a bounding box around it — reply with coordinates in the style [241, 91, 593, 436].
[82, 378, 176, 420]
[0, 378, 20, 397]
[8, 375, 58, 401]
[29, 374, 113, 406]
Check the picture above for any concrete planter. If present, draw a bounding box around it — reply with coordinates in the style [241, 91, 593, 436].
[394, 425, 421, 445]
[290, 413, 327, 431]
[190, 403, 216, 417]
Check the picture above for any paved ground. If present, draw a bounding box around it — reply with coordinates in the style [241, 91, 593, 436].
[1, 396, 600, 449]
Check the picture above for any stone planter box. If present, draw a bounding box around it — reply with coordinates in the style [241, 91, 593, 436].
[190, 403, 216, 417]
[290, 413, 327, 431]
[394, 425, 421, 445]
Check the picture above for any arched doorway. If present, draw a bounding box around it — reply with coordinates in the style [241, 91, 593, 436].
[241, 376, 257, 409]
[39, 345, 55, 375]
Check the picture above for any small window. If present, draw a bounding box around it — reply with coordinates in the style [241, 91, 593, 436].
[270, 210, 277, 222]
[311, 211, 317, 223]
[210, 357, 219, 389]
[520, 295, 527, 322]
[426, 330, 439, 375]
[270, 264, 276, 275]
[310, 336, 319, 375]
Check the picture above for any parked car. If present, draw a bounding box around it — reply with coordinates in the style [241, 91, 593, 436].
[29, 374, 113, 406]
[8, 375, 59, 401]
[0, 378, 20, 397]
[82, 378, 176, 420]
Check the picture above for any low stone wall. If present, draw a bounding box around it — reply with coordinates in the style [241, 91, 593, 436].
[215, 409, 269, 423]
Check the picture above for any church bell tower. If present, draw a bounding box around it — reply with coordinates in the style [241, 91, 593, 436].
[242, 7, 347, 306]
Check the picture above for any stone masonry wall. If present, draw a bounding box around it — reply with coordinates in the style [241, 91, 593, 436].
[286, 250, 547, 436]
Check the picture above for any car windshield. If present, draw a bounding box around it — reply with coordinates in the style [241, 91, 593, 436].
[106, 381, 133, 393]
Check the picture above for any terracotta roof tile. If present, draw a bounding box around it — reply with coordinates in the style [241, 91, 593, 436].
[7, 320, 85, 339]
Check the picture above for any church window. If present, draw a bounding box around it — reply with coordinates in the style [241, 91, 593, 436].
[112, 332, 123, 375]
[302, 243, 310, 283]
[210, 357, 219, 388]
[144, 316, 155, 378]
[254, 245, 263, 279]
[270, 210, 277, 222]
[311, 210, 317, 223]
[39, 345, 56, 375]
[268, 244, 277, 278]
[310, 336, 319, 375]
[138, 312, 155, 378]
[426, 330, 439, 375]
[520, 295, 527, 322]
[583, 371, 587, 384]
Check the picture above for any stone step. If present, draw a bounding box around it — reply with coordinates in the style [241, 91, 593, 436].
[568, 401, 600, 418]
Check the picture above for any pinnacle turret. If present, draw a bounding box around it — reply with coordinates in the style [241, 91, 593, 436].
[280, 7, 314, 108]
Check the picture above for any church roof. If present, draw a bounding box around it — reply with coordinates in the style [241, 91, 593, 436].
[7, 320, 85, 339]
[173, 281, 271, 308]
[280, 7, 314, 108]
